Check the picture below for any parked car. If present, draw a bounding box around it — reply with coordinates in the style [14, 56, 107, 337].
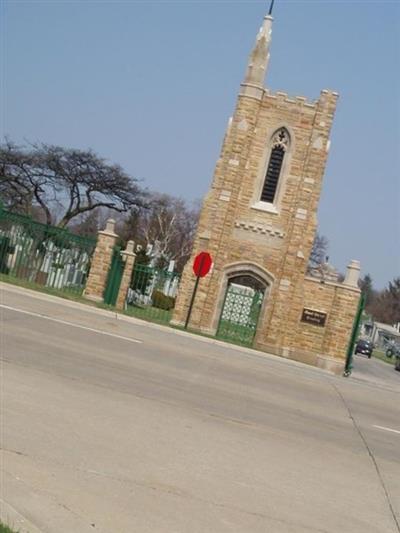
[355, 339, 373, 358]
[385, 342, 400, 359]
[388, 344, 400, 372]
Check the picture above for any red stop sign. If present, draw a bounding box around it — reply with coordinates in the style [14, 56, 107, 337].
[193, 252, 212, 278]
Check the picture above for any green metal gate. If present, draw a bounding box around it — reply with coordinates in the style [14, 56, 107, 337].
[217, 283, 264, 347]
[103, 247, 124, 306]
[125, 264, 180, 324]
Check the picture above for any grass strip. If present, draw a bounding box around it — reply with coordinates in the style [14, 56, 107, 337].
[0, 273, 110, 314]
[0, 273, 88, 303]
[373, 349, 396, 366]
[0, 522, 19, 533]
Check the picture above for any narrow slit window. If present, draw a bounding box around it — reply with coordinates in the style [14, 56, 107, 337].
[260, 128, 289, 204]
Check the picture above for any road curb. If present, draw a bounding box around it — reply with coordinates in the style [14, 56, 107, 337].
[0, 499, 43, 533]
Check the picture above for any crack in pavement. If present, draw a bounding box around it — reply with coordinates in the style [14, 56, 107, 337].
[2, 467, 104, 533]
[329, 381, 400, 533]
[2, 449, 330, 533]
[0, 447, 27, 457]
[78, 466, 331, 533]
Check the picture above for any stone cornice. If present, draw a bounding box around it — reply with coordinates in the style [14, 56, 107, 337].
[234, 220, 284, 238]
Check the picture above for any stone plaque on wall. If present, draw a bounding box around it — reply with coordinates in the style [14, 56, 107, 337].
[301, 308, 327, 327]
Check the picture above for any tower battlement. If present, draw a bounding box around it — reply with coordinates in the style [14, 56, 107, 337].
[240, 86, 339, 113]
[265, 89, 338, 109]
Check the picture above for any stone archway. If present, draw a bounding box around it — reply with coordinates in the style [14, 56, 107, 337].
[215, 263, 273, 346]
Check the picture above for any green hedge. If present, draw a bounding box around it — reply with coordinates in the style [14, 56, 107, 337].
[152, 290, 176, 310]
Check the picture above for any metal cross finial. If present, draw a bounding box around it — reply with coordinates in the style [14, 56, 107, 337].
[268, 0, 275, 16]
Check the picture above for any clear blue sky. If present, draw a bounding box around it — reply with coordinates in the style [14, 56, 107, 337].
[1, 0, 399, 288]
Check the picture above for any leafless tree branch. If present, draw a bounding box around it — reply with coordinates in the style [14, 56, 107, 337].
[0, 140, 146, 227]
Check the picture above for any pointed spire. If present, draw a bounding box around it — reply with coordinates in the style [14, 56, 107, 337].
[243, 8, 274, 88]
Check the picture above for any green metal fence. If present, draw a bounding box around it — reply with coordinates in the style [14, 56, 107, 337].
[0, 207, 96, 296]
[126, 263, 180, 324]
[217, 284, 264, 347]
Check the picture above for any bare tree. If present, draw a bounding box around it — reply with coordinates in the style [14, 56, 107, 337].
[69, 208, 102, 238]
[0, 140, 146, 227]
[368, 277, 400, 325]
[120, 193, 200, 271]
[0, 140, 36, 214]
[308, 233, 329, 272]
[359, 273, 375, 308]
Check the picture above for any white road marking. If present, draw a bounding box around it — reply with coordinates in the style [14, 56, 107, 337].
[373, 425, 400, 435]
[0, 304, 142, 344]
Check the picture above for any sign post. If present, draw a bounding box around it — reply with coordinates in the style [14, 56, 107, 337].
[184, 252, 212, 330]
[344, 292, 365, 377]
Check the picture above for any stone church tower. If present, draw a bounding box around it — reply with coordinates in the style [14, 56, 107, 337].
[172, 8, 361, 374]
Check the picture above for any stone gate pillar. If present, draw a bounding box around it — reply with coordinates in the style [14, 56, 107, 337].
[84, 218, 118, 302]
[344, 259, 361, 287]
[116, 240, 136, 310]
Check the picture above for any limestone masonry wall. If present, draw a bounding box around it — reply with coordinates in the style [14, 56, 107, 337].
[254, 276, 360, 374]
[116, 241, 136, 310]
[84, 220, 136, 310]
[84, 219, 118, 302]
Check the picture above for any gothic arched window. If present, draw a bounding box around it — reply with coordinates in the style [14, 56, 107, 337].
[260, 128, 290, 204]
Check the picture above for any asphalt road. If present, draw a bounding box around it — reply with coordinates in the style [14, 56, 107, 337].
[352, 352, 399, 390]
[1, 284, 399, 533]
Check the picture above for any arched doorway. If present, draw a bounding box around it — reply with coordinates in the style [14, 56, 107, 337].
[216, 273, 267, 346]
